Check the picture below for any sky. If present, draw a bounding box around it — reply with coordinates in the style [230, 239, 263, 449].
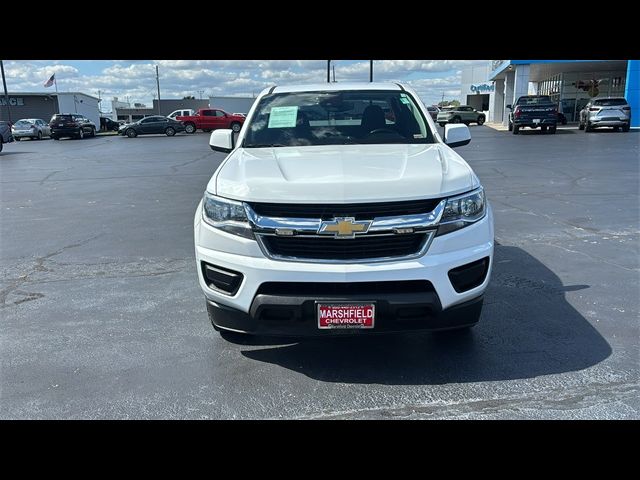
[2, 60, 489, 112]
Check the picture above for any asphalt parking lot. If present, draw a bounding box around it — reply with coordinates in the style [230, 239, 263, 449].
[1, 127, 638, 419]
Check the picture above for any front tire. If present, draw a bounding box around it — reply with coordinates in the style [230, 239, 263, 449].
[477, 116, 485, 125]
[451, 116, 461, 124]
[548, 125, 557, 134]
[37, 131, 42, 140]
[77, 128, 84, 140]
[89, 127, 95, 137]
[165, 127, 176, 136]
[184, 123, 196, 134]
[622, 123, 630, 132]
[126, 128, 137, 138]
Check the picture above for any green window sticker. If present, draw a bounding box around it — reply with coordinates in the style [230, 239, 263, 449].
[268, 106, 298, 128]
[399, 97, 410, 104]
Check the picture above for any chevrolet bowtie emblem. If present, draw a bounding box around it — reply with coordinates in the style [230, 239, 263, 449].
[318, 217, 372, 239]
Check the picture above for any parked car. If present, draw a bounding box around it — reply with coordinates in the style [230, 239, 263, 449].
[437, 105, 485, 126]
[177, 108, 245, 133]
[100, 117, 120, 132]
[199, 82, 493, 338]
[0, 121, 14, 152]
[578, 97, 631, 132]
[11, 118, 51, 140]
[119, 116, 186, 137]
[167, 109, 195, 121]
[507, 95, 558, 134]
[426, 105, 439, 121]
[50, 114, 97, 140]
[232, 113, 247, 118]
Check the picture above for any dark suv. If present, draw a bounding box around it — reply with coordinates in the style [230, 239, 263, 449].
[0, 121, 14, 152]
[50, 114, 97, 140]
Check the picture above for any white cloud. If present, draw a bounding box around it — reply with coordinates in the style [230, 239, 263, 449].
[3, 60, 487, 111]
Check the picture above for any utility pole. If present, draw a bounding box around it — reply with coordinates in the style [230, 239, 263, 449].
[0, 60, 11, 123]
[155, 65, 161, 115]
[370, 60, 373, 82]
[197, 90, 204, 100]
[332, 65, 336, 82]
[327, 60, 331, 83]
[97, 90, 101, 114]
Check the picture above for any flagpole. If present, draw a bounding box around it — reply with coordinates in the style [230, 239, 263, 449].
[54, 74, 59, 113]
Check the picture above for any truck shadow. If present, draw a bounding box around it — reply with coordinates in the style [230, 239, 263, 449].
[237, 245, 611, 385]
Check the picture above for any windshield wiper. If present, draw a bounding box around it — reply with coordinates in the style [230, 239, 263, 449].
[244, 143, 286, 148]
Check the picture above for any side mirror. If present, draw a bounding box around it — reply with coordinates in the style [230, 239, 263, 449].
[506, 104, 512, 109]
[444, 124, 471, 148]
[209, 129, 235, 153]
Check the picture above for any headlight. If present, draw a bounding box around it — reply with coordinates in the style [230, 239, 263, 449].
[437, 187, 486, 236]
[202, 192, 254, 239]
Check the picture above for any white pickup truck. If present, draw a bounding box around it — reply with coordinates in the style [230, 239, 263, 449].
[194, 82, 493, 337]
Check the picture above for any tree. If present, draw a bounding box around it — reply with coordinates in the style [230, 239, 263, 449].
[438, 100, 460, 108]
[183, 95, 196, 100]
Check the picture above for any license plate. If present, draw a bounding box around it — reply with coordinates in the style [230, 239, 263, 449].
[533, 118, 540, 123]
[317, 303, 375, 329]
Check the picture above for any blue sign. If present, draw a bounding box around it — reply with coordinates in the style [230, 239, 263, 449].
[470, 84, 494, 94]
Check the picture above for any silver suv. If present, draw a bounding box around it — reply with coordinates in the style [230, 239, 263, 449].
[579, 97, 631, 132]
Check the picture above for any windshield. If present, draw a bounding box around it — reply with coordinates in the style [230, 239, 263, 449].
[517, 96, 553, 105]
[243, 90, 434, 148]
[593, 98, 627, 106]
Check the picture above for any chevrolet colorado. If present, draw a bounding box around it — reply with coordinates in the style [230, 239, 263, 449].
[195, 83, 494, 337]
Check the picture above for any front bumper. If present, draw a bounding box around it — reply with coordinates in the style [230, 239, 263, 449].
[207, 293, 484, 336]
[194, 202, 494, 333]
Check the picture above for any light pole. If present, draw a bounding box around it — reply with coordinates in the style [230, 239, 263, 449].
[327, 60, 331, 83]
[370, 60, 373, 82]
[0, 60, 11, 123]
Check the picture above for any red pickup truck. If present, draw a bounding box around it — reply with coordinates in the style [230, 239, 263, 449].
[177, 108, 245, 134]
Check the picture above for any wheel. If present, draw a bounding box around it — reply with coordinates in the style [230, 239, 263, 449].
[0, 140, 3, 152]
[477, 116, 485, 125]
[89, 128, 95, 137]
[578, 121, 584, 130]
[231, 122, 241, 133]
[541, 126, 548, 133]
[585, 121, 593, 132]
[548, 125, 557, 134]
[185, 123, 196, 134]
[439, 122, 446, 127]
[613, 126, 620, 132]
[37, 131, 42, 140]
[512, 125, 519, 135]
[508, 121, 513, 131]
[622, 123, 630, 132]
[126, 128, 137, 138]
[77, 128, 84, 140]
[52, 135, 59, 140]
[165, 127, 176, 136]
[451, 116, 461, 124]
[203, 129, 211, 133]
[15, 137, 22, 141]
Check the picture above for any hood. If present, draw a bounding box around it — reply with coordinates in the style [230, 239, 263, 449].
[210, 143, 477, 203]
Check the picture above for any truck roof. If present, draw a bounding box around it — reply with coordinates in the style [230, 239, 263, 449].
[270, 82, 404, 94]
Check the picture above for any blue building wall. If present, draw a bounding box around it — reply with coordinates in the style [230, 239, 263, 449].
[624, 60, 639, 128]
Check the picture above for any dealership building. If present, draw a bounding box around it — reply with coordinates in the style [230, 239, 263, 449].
[460, 60, 639, 127]
[0, 92, 101, 127]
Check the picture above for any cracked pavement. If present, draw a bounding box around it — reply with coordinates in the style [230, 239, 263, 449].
[0, 128, 638, 419]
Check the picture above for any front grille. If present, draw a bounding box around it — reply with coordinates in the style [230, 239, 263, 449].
[260, 233, 428, 261]
[256, 280, 435, 296]
[248, 199, 442, 219]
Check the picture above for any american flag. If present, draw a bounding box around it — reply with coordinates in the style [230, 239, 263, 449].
[44, 74, 55, 88]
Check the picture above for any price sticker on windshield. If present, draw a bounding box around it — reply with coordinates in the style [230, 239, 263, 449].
[268, 106, 298, 128]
